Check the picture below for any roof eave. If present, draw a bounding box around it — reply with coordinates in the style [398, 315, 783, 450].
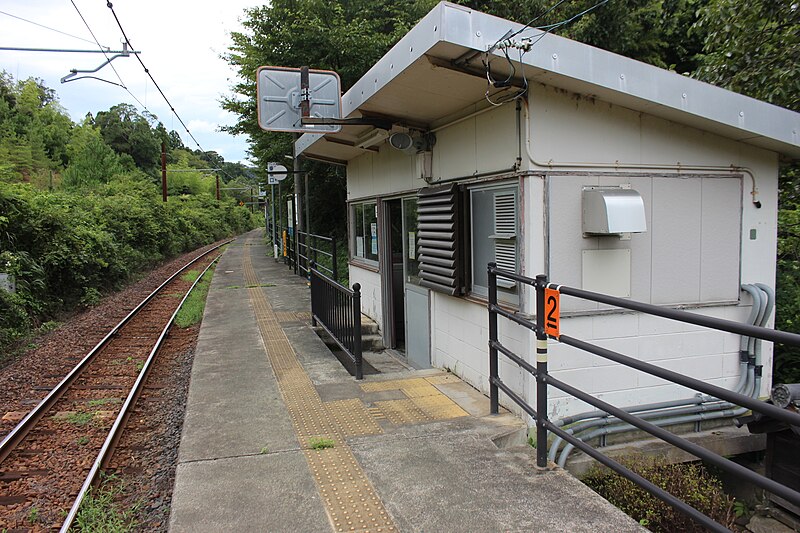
[297, 1, 800, 161]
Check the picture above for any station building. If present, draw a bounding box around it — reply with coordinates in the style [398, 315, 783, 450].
[296, 1, 800, 422]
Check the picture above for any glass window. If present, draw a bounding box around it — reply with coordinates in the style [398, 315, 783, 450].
[351, 201, 379, 263]
[470, 183, 519, 302]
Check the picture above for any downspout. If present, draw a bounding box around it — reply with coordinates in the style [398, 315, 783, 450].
[753, 283, 775, 398]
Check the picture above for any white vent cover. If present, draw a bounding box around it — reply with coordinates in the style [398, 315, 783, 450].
[582, 187, 647, 235]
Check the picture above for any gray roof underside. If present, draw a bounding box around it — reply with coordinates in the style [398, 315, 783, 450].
[297, 1, 800, 162]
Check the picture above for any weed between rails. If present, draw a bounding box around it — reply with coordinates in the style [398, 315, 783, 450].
[73, 475, 142, 532]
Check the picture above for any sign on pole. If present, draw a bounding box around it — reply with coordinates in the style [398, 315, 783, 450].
[544, 287, 561, 339]
[267, 162, 289, 185]
[256, 66, 342, 134]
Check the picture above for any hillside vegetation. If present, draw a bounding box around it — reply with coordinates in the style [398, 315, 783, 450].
[0, 73, 260, 356]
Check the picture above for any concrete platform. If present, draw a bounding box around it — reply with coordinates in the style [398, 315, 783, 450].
[168, 229, 643, 533]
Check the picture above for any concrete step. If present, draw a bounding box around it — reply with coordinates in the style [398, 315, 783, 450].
[361, 333, 384, 352]
[360, 313, 380, 336]
[316, 330, 384, 353]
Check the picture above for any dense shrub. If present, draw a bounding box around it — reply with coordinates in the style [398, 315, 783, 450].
[582, 456, 735, 531]
[0, 180, 259, 356]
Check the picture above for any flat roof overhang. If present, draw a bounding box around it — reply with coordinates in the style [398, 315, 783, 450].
[297, 1, 800, 163]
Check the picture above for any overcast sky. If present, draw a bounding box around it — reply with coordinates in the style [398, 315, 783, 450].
[1, 0, 260, 164]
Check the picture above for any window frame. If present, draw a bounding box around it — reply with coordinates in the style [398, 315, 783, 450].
[466, 180, 520, 304]
[349, 199, 380, 266]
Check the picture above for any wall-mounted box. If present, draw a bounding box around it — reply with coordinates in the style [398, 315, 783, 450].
[582, 187, 647, 235]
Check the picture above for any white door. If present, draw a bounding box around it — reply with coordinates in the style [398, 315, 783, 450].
[402, 198, 430, 368]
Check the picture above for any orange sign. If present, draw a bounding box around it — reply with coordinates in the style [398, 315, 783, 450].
[544, 287, 560, 338]
[282, 230, 288, 257]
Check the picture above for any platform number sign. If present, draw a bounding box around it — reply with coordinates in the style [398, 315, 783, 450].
[544, 287, 560, 338]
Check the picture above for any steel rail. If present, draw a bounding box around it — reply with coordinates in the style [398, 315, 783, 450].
[61, 253, 223, 531]
[0, 241, 229, 462]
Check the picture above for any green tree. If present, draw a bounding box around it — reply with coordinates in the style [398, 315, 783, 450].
[0, 73, 73, 180]
[458, 0, 706, 72]
[166, 151, 216, 197]
[94, 104, 161, 174]
[691, 0, 799, 381]
[694, 0, 799, 112]
[62, 121, 123, 188]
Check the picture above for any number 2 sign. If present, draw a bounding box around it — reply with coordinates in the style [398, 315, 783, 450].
[544, 288, 560, 338]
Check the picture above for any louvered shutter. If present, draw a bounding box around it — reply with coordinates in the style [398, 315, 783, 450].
[491, 191, 517, 288]
[417, 184, 464, 295]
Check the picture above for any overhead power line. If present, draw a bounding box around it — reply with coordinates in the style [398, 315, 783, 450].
[482, 0, 611, 106]
[68, 0, 149, 111]
[105, 1, 205, 153]
[0, 9, 103, 47]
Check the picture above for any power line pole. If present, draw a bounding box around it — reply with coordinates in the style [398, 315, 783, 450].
[161, 142, 167, 202]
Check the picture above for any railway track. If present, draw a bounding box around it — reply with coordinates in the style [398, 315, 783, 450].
[0, 242, 228, 531]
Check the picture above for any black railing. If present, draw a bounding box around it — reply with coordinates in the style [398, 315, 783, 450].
[487, 264, 800, 533]
[310, 267, 363, 379]
[297, 230, 339, 283]
[266, 214, 277, 249]
[281, 229, 298, 273]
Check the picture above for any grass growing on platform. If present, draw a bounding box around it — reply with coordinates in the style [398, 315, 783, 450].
[308, 437, 335, 450]
[175, 267, 215, 328]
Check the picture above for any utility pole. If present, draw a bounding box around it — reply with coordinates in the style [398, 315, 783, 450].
[215, 175, 220, 201]
[271, 184, 277, 258]
[295, 66, 309, 271]
[161, 142, 167, 203]
[293, 133, 303, 271]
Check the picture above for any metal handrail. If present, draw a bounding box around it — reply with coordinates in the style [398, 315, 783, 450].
[487, 263, 800, 533]
[297, 229, 339, 282]
[309, 267, 363, 379]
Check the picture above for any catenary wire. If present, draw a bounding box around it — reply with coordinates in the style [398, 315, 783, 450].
[105, 1, 205, 153]
[0, 9, 103, 47]
[69, 0, 149, 112]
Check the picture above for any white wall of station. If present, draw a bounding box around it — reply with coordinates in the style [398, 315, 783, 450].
[345, 81, 780, 422]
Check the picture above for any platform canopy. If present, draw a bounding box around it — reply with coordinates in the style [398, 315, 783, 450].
[296, 1, 800, 164]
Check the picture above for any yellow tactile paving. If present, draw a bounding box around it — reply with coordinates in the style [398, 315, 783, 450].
[360, 378, 429, 392]
[326, 399, 383, 438]
[362, 377, 469, 422]
[373, 399, 430, 425]
[242, 241, 395, 533]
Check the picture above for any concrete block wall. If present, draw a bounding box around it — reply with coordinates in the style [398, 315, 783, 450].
[538, 303, 760, 421]
[349, 267, 383, 332]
